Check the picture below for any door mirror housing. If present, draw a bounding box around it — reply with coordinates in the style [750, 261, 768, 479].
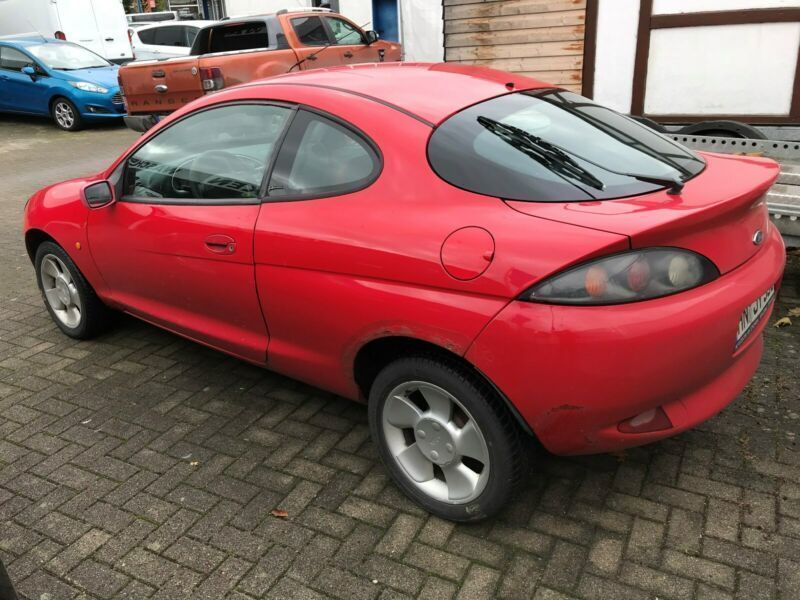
[84, 181, 115, 208]
[364, 30, 379, 45]
[21, 65, 37, 79]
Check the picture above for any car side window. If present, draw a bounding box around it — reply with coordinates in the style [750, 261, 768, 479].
[123, 103, 292, 203]
[136, 29, 156, 45]
[292, 16, 329, 46]
[154, 26, 185, 47]
[185, 27, 200, 47]
[0, 47, 33, 71]
[268, 110, 380, 199]
[326, 17, 365, 45]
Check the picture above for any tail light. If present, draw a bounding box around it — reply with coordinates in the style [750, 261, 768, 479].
[54, 30, 66, 40]
[200, 67, 224, 92]
[117, 74, 128, 110]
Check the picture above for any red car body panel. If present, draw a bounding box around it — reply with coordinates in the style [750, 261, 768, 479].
[87, 203, 269, 364]
[507, 152, 778, 275]
[23, 63, 787, 457]
[466, 225, 785, 454]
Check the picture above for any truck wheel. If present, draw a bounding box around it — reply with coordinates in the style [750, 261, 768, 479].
[35, 241, 113, 339]
[368, 356, 526, 522]
[51, 98, 83, 131]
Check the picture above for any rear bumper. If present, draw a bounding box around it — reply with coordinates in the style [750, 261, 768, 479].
[123, 114, 159, 132]
[467, 224, 786, 455]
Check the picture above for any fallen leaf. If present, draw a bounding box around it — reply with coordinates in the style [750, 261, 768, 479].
[774, 317, 792, 328]
[788, 308, 800, 318]
[190, 461, 200, 466]
[270, 509, 289, 519]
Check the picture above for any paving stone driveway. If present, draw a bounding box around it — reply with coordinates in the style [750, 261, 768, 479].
[1, 115, 799, 600]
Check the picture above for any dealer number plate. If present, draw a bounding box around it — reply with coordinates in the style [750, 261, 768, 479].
[735, 286, 775, 349]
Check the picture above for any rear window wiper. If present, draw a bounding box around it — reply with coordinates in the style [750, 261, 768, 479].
[477, 116, 605, 191]
[621, 172, 684, 195]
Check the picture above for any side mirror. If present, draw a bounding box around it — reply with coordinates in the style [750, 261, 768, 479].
[84, 181, 115, 208]
[21, 65, 37, 79]
[364, 30, 379, 45]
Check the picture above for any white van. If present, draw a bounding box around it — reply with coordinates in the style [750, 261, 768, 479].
[0, 0, 133, 63]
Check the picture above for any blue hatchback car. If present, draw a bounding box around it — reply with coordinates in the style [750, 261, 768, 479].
[0, 37, 124, 131]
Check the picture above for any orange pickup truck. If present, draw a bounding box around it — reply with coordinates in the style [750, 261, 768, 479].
[119, 9, 401, 130]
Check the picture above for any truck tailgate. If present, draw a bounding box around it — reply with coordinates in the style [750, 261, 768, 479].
[119, 57, 204, 115]
[197, 48, 300, 88]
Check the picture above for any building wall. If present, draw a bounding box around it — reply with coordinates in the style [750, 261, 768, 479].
[441, 0, 588, 93]
[593, 0, 639, 112]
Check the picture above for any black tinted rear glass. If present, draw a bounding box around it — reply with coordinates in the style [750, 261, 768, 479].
[428, 90, 705, 202]
[208, 22, 269, 52]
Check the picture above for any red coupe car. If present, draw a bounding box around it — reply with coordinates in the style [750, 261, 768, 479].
[24, 63, 785, 521]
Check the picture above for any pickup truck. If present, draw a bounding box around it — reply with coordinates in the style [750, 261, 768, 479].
[119, 9, 401, 130]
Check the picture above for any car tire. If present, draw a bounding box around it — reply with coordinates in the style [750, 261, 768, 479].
[51, 97, 83, 132]
[368, 355, 526, 522]
[35, 241, 113, 339]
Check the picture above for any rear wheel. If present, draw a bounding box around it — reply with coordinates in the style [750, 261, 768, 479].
[368, 356, 525, 521]
[35, 241, 113, 339]
[51, 97, 83, 131]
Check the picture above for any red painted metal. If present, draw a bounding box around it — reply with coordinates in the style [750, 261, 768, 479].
[23, 64, 787, 456]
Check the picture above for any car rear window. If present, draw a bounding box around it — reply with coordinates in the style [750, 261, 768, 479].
[207, 22, 269, 53]
[427, 90, 705, 202]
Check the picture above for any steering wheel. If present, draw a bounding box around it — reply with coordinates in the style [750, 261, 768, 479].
[172, 150, 264, 198]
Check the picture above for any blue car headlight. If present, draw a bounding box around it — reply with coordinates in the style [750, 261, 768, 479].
[69, 81, 108, 94]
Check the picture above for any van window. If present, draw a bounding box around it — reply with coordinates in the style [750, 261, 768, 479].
[292, 17, 329, 46]
[136, 29, 157, 45]
[0, 46, 33, 71]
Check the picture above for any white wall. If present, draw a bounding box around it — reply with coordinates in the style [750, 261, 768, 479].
[338, 0, 372, 28]
[653, 0, 800, 14]
[400, 0, 443, 61]
[645, 22, 800, 115]
[592, 0, 639, 112]
[225, 0, 310, 18]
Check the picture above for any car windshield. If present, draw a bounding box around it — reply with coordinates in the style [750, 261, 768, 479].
[428, 90, 706, 202]
[27, 43, 110, 70]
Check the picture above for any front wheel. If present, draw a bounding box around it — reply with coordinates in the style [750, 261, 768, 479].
[368, 356, 526, 521]
[35, 241, 113, 339]
[51, 98, 83, 131]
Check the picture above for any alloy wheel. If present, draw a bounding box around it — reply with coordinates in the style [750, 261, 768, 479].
[54, 102, 75, 129]
[381, 381, 490, 503]
[40, 254, 82, 328]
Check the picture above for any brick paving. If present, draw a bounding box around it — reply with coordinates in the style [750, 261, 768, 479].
[1, 113, 799, 600]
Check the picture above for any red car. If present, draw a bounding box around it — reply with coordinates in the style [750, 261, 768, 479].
[24, 63, 785, 521]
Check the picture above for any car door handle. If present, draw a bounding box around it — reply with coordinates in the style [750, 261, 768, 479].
[205, 234, 236, 254]
[343, 51, 353, 58]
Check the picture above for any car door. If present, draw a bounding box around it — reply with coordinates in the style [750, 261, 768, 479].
[289, 15, 346, 69]
[323, 16, 382, 64]
[87, 102, 294, 364]
[0, 46, 51, 114]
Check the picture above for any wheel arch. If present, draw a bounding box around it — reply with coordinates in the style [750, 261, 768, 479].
[353, 335, 535, 437]
[25, 228, 57, 264]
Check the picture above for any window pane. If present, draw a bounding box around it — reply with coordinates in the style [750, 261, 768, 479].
[208, 22, 269, 53]
[185, 27, 200, 46]
[428, 90, 705, 202]
[292, 17, 329, 46]
[137, 29, 156, 45]
[124, 104, 291, 202]
[154, 26, 185, 47]
[326, 18, 364, 45]
[0, 47, 33, 71]
[269, 111, 378, 198]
